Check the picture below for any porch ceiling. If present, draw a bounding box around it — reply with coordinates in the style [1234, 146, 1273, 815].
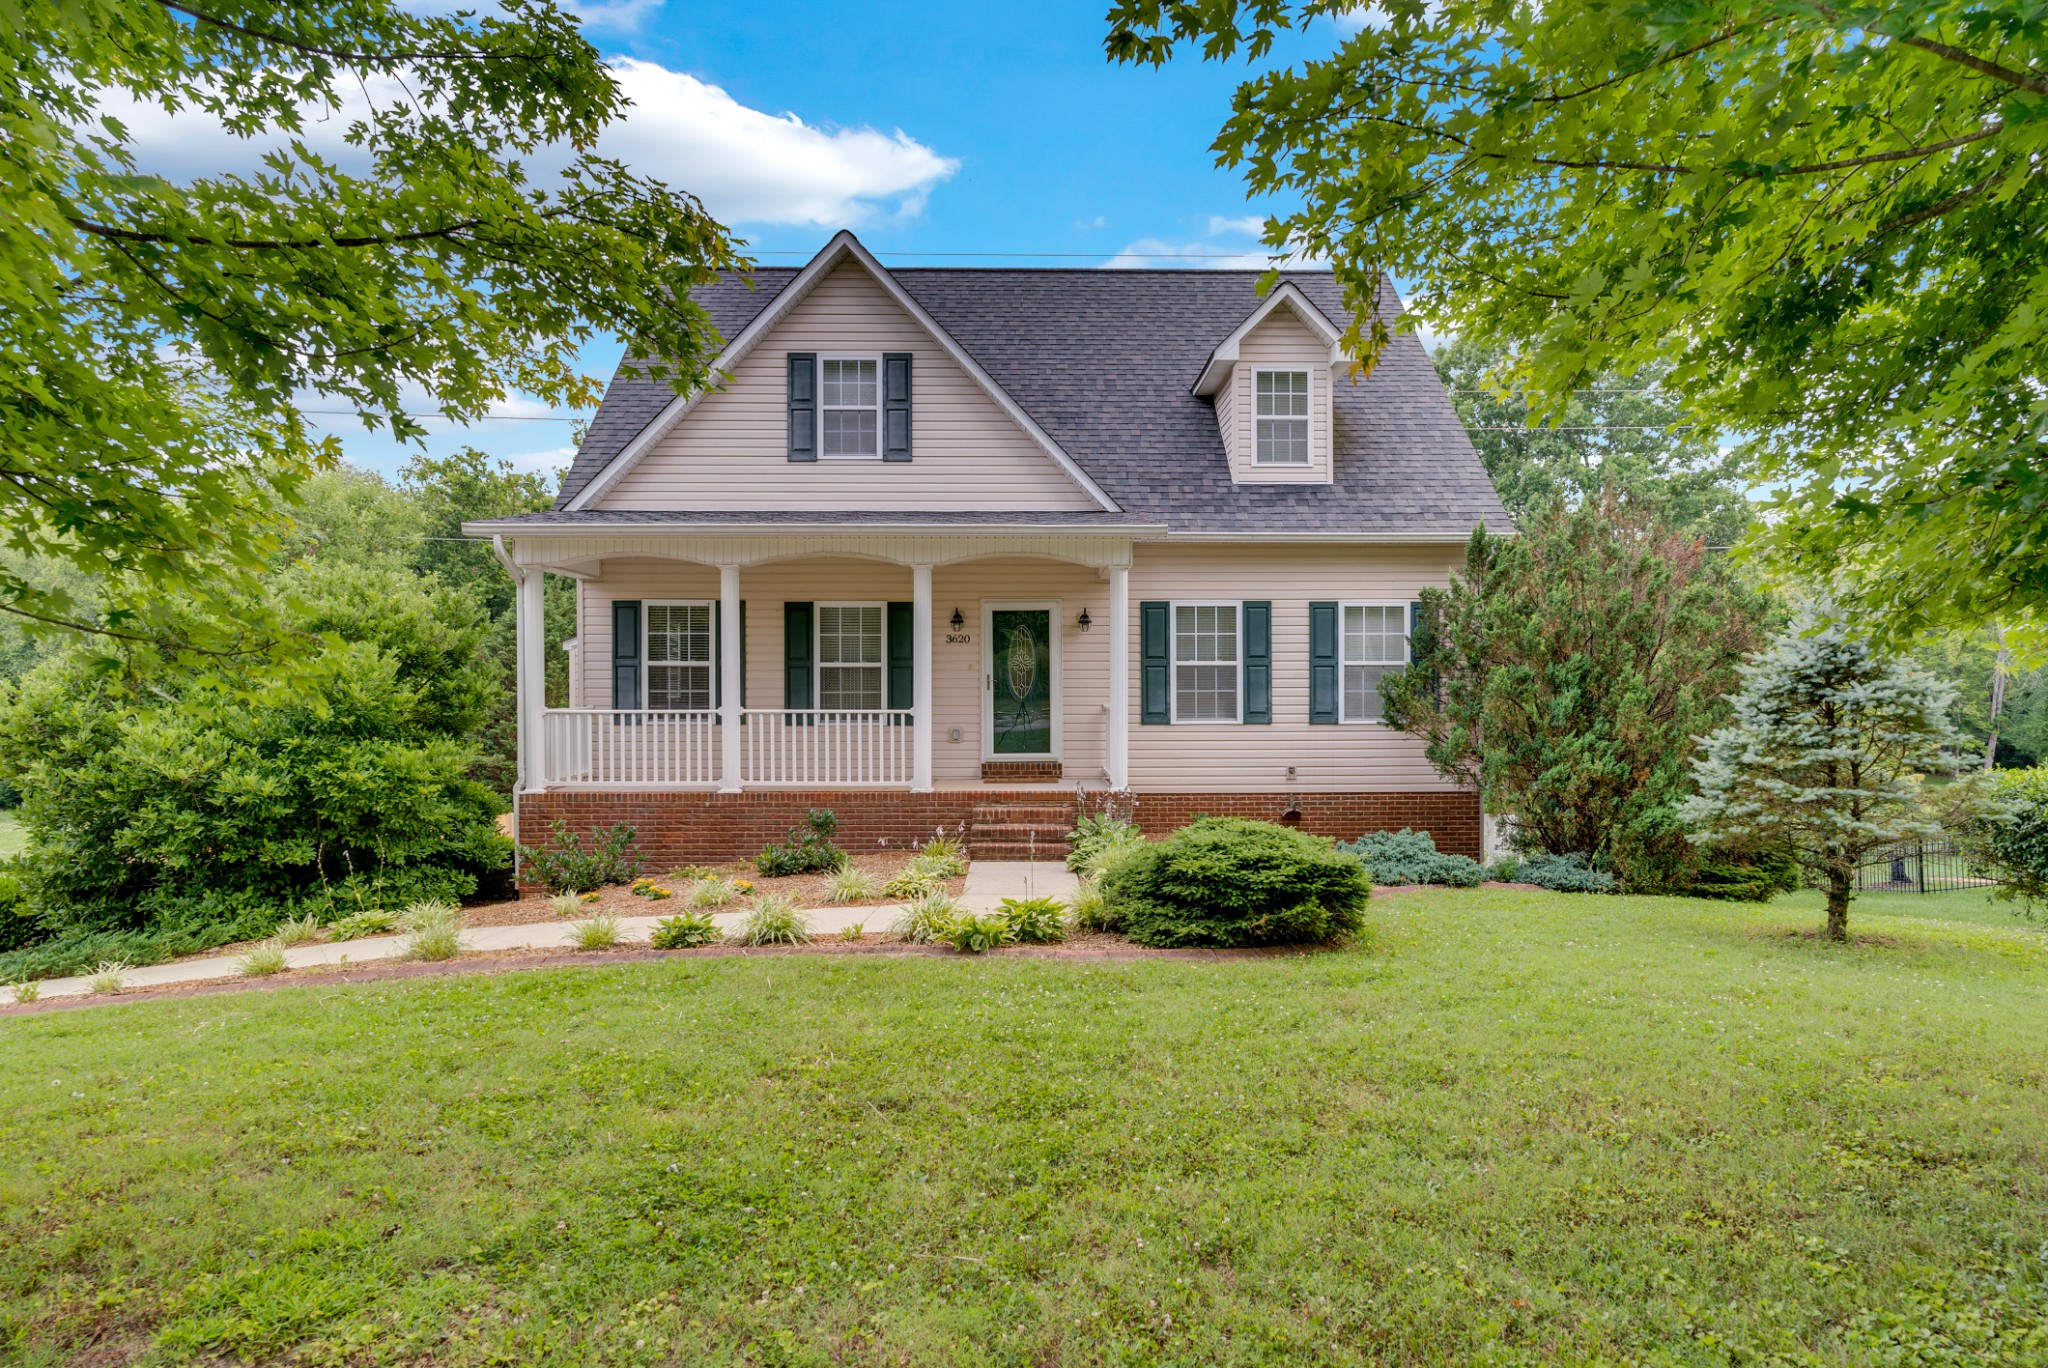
[479, 524, 1156, 572]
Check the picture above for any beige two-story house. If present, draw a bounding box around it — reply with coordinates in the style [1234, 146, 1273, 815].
[466, 231, 1509, 865]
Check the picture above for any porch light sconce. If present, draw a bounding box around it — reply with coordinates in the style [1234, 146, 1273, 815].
[1077, 608, 1093, 632]
[949, 608, 964, 630]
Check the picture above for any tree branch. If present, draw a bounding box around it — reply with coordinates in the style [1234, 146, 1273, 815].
[1895, 33, 2048, 98]
[155, 0, 533, 65]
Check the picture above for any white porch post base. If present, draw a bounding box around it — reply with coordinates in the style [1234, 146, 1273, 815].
[912, 562, 933, 792]
[1107, 562, 1130, 790]
[719, 562, 743, 793]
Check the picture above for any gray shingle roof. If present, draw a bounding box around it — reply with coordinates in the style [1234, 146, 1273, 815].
[471, 509, 1160, 530]
[555, 265, 1509, 537]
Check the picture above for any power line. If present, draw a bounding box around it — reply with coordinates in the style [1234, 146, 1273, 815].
[745, 249, 1295, 261]
[298, 409, 580, 421]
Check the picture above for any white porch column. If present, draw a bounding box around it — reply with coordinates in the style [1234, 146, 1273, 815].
[517, 563, 546, 791]
[1107, 562, 1130, 790]
[719, 561, 743, 793]
[912, 561, 933, 793]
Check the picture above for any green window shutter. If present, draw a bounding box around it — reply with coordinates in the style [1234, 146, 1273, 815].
[886, 600, 913, 711]
[1242, 600, 1272, 724]
[1140, 601, 1170, 724]
[1308, 601, 1338, 724]
[787, 353, 817, 461]
[882, 353, 912, 462]
[611, 600, 642, 710]
[1409, 599, 1439, 709]
[783, 601, 813, 709]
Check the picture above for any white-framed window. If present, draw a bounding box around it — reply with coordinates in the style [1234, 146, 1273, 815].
[646, 602, 713, 710]
[1172, 601, 1239, 723]
[1341, 602, 1410, 722]
[1253, 369, 1311, 465]
[817, 602, 885, 710]
[819, 356, 880, 458]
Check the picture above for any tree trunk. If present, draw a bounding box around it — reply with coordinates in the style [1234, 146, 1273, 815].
[1984, 630, 2009, 771]
[1825, 863, 1852, 941]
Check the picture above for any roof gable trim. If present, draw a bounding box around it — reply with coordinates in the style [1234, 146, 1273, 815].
[565, 231, 1119, 513]
[1191, 282, 1347, 397]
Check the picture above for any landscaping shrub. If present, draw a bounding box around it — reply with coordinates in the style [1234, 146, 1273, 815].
[946, 911, 1013, 954]
[1966, 766, 2048, 917]
[520, 822, 642, 895]
[1671, 848, 1804, 902]
[271, 914, 324, 947]
[755, 810, 846, 878]
[0, 919, 272, 984]
[1516, 852, 1619, 894]
[1099, 817, 1372, 948]
[891, 891, 960, 944]
[400, 901, 464, 961]
[87, 962, 130, 995]
[330, 910, 398, 941]
[0, 561, 513, 944]
[7, 978, 39, 1004]
[1066, 876, 1118, 933]
[0, 862, 40, 954]
[999, 896, 1067, 945]
[914, 836, 968, 879]
[735, 894, 810, 946]
[1336, 829, 1484, 887]
[649, 911, 722, 949]
[548, 891, 583, 919]
[1066, 812, 1144, 874]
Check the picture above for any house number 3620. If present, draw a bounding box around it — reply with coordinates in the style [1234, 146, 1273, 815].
[945, 632, 972, 644]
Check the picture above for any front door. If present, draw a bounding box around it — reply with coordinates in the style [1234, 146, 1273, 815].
[987, 607, 1054, 756]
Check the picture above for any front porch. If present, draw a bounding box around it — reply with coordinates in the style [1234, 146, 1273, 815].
[500, 525, 1146, 798]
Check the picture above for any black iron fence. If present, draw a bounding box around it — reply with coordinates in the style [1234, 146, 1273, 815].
[1855, 836, 1997, 894]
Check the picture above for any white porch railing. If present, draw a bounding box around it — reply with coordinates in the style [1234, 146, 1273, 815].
[741, 709, 915, 786]
[540, 709, 720, 787]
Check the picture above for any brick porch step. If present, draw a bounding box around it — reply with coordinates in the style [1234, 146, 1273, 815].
[967, 799, 1072, 862]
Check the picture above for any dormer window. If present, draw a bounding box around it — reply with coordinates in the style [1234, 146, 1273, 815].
[820, 356, 880, 458]
[1254, 369, 1311, 465]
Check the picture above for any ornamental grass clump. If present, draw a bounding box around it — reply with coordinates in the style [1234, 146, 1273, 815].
[270, 913, 325, 947]
[548, 891, 583, 919]
[1066, 876, 1118, 933]
[238, 942, 288, 977]
[565, 913, 623, 950]
[9, 979, 41, 1004]
[891, 890, 960, 945]
[1100, 817, 1371, 949]
[690, 875, 741, 908]
[1066, 812, 1145, 874]
[827, 865, 880, 903]
[400, 901, 464, 962]
[735, 894, 810, 947]
[913, 836, 968, 879]
[649, 910, 723, 949]
[87, 961, 129, 995]
[883, 867, 940, 901]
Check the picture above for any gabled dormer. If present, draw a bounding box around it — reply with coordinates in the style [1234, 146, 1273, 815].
[1192, 283, 1348, 485]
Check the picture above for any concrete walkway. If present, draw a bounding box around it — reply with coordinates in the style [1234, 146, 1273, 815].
[8, 860, 1078, 1005]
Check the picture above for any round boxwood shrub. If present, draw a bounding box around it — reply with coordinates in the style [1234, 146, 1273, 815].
[1099, 817, 1371, 948]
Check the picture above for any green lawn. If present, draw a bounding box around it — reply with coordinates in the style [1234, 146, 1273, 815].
[0, 809, 23, 859]
[3, 890, 2045, 1366]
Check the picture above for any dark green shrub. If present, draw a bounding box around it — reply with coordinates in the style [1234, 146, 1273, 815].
[1100, 817, 1371, 948]
[755, 809, 846, 878]
[519, 821, 643, 894]
[1968, 767, 2048, 917]
[1335, 829, 1484, 887]
[0, 561, 511, 946]
[1672, 848, 1803, 902]
[1518, 852, 1618, 894]
[650, 910, 722, 949]
[0, 862, 42, 953]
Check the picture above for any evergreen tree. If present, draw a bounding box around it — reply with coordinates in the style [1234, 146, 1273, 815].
[1381, 492, 1769, 888]
[1681, 612, 1987, 940]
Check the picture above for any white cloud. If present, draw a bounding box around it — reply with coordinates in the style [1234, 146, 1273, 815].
[92, 58, 957, 228]
[599, 60, 957, 226]
[1102, 216, 1326, 271]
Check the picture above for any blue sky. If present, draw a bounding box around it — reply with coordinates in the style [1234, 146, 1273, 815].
[297, 0, 1356, 478]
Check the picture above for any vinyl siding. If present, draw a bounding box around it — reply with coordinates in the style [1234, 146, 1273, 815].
[1227, 308, 1334, 484]
[1124, 543, 1458, 791]
[572, 543, 1461, 793]
[595, 260, 1101, 512]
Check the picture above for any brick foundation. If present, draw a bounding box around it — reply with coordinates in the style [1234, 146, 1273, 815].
[980, 760, 1063, 783]
[516, 787, 1480, 875]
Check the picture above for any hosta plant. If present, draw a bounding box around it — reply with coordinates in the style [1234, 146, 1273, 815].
[946, 912, 1013, 955]
[650, 911, 723, 949]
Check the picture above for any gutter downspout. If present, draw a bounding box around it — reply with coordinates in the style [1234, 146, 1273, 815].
[492, 536, 526, 883]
